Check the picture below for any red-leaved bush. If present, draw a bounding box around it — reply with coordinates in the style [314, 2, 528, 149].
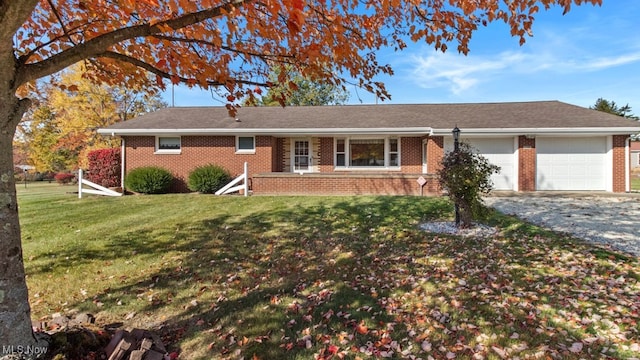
[54, 172, 75, 184]
[86, 148, 121, 188]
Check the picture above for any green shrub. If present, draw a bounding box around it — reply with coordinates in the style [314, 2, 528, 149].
[187, 164, 231, 194]
[437, 142, 500, 228]
[125, 166, 173, 194]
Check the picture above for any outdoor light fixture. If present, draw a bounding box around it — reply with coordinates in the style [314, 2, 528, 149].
[452, 125, 460, 151]
[452, 126, 461, 227]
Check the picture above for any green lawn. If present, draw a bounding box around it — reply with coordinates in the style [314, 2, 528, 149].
[632, 177, 640, 191]
[17, 183, 640, 359]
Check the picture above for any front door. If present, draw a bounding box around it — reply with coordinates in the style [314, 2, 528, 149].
[293, 139, 311, 172]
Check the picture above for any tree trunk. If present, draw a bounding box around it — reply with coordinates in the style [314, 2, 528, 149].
[0, 93, 43, 357]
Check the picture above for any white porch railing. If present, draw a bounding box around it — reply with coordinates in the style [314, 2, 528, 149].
[215, 162, 249, 196]
[78, 169, 123, 198]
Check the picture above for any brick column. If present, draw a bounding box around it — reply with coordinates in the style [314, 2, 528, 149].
[318, 137, 334, 173]
[518, 136, 536, 191]
[612, 135, 628, 192]
[426, 136, 444, 174]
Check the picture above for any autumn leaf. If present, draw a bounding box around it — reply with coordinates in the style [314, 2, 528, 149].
[355, 322, 368, 335]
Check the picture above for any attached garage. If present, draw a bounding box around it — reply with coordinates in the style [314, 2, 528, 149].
[445, 137, 516, 191]
[536, 137, 608, 191]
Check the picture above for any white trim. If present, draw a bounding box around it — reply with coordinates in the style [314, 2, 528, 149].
[98, 127, 433, 136]
[155, 136, 181, 154]
[421, 138, 427, 174]
[513, 136, 519, 192]
[626, 137, 631, 192]
[431, 127, 640, 136]
[100, 126, 640, 138]
[235, 135, 256, 154]
[606, 136, 613, 192]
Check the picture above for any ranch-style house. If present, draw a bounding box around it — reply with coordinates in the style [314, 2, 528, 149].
[98, 100, 640, 195]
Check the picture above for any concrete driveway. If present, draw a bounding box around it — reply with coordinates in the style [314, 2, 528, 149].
[484, 192, 640, 257]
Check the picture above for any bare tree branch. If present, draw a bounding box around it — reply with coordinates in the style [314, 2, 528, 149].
[47, 0, 77, 46]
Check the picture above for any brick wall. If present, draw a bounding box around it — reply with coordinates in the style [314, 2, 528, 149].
[401, 137, 423, 173]
[125, 133, 631, 194]
[518, 136, 536, 191]
[124, 135, 274, 192]
[318, 137, 333, 172]
[612, 135, 628, 192]
[426, 136, 444, 174]
[252, 173, 440, 196]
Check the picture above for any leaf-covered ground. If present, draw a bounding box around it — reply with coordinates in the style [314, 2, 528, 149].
[18, 184, 639, 359]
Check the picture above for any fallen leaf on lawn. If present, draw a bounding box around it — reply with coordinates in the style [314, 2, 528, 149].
[355, 322, 368, 335]
[492, 346, 508, 359]
[569, 342, 583, 353]
[421, 340, 432, 352]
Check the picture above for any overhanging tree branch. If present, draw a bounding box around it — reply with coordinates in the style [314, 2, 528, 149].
[15, 0, 254, 87]
[99, 51, 269, 88]
[151, 34, 296, 62]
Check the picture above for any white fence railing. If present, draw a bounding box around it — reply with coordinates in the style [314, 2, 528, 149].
[215, 162, 249, 196]
[78, 169, 123, 199]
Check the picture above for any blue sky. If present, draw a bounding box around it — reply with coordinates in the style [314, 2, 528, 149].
[163, 1, 640, 111]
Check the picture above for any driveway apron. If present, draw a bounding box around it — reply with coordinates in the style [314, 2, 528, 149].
[484, 194, 640, 257]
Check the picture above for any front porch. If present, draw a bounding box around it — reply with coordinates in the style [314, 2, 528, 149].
[251, 172, 440, 196]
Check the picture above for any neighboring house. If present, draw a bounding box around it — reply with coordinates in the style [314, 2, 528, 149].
[631, 141, 640, 170]
[98, 100, 640, 195]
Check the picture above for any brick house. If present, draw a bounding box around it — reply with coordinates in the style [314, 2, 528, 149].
[98, 101, 640, 195]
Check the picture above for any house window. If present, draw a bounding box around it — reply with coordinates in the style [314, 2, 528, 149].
[236, 136, 255, 153]
[336, 139, 346, 166]
[335, 137, 400, 169]
[389, 138, 399, 167]
[155, 136, 181, 153]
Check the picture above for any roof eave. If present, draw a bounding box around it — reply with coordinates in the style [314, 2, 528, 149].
[97, 127, 433, 136]
[430, 127, 640, 136]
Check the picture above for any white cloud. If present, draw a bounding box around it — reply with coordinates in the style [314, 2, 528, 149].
[407, 51, 527, 94]
[578, 53, 640, 71]
[406, 47, 640, 96]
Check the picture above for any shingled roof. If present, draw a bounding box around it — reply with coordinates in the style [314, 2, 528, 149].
[99, 100, 640, 136]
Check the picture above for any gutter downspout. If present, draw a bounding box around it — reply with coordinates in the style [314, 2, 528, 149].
[626, 136, 630, 192]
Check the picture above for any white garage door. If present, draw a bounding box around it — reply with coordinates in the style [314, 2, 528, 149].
[445, 138, 515, 190]
[536, 137, 607, 191]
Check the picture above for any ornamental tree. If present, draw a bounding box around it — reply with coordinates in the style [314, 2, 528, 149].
[0, 0, 601, 353]
[437, 142, 500, 228]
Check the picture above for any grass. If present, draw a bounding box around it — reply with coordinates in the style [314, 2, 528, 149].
[631, 176, 640, 191]
[17, 182, 640, 359]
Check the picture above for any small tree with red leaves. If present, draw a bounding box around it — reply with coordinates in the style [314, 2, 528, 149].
[86, 148, 121, 188]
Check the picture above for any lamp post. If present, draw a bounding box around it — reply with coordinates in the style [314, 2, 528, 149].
[452, 126, 461, 226]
